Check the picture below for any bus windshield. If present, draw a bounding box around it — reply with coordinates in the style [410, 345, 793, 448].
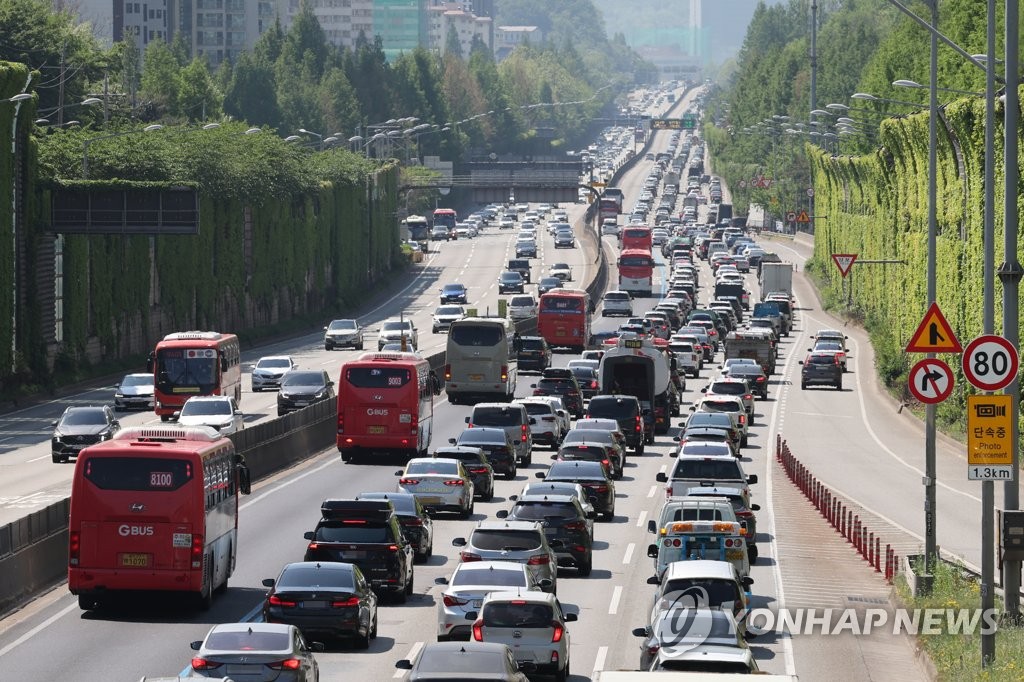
[345, 367, 411, 388]
[83, 457, 193, 491]
[155, 349, 217, 390]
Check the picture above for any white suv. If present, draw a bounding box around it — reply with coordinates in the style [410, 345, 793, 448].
[602, 290, 633, 317]
[507, 295, 537, 320]
[175, 396, 245, 435]
[471, 591, 576, 679]
[378, 319, 418, 350]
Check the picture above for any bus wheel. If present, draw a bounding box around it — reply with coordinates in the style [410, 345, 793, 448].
[78, 595, 99, 611]
[197, 564, 214, 611]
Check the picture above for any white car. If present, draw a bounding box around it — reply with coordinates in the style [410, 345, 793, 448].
[433, 305, 466, 333]
[378, 319, 418, 350]
[550, 263, 573, 281]
[435, 561, 548, 641]
[396, 458, 474, 517]
[507, 295, 538, 320]
[601, 221, 620, 236]
[602, 290, 633, 317]
[175, 396, 244, 435]
[472, 591, 576, 680]
[512, 398, 564, 449]
[518, 395, 571, 437]
[250, 355, 297, 392]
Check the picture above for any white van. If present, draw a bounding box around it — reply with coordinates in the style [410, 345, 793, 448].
[445, 317, 516, 404]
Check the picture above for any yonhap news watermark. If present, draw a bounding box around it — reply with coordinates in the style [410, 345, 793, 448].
[743, 607, 1000, 637]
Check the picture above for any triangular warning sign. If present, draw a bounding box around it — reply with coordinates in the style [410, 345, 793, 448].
[905, 302, 962, 353]
[796, 211, 810, 223]
[831, 253, 857, 277]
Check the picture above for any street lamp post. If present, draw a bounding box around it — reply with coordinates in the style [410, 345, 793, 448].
[298, 128, 323, 151]
[3, 93, 33, 374]
[82, 124, 164, 179]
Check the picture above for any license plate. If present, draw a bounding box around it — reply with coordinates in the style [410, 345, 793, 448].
[726, 549, 746, 561]
[368, 425, 386, 434]
[469, 374, 484, 381]
[472, 599, 483, 608]
[294, 401, 309, 407]
[418, 496, 442, 505]
[301, 600, 328, 609]
[120, 553, 149, 567]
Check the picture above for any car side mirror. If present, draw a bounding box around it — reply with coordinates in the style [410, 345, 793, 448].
[434, 576, 449, 585]
[551, 454, 558, 460]
[669, 449, 678, 458]
[798, 360, 804, 365]
[448, 438, 457, 445]
[647, 544, 659, 558]
[452, 537, 467, 547]
[656, 472, 668, 483]
[261, 578, 275, 588]
[751, 504, 761, 511]
[648, 519, 657, 534]
[464, 416, 470, 423]
[395, 660, 414, 670]
[742, 576, 755, 587]
[395, 470, 404, 476]
[190, 640, 203, 651]
[646, 575, 660, 586]
[565, 613, 578, 622]
[535, 472, 546, 479]
[632, 626, 650, 638]
[529, 417, 536, 425]
[747, 474, 758, 484]
[496, 510, 509, 519]
[586, 510, 596, 520]
[309, 642, 325, 652]
[323, 326, 329, 331]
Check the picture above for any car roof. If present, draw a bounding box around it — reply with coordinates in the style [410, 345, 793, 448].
[663, 559, 738, 580]
[483, 590, 557, 605]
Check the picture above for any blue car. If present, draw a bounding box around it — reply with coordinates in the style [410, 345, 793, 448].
[440, 283, 468, 304]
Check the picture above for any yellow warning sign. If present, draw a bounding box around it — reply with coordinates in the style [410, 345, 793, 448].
[905, 302, 962, 353]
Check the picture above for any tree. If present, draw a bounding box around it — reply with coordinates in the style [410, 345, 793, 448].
[178, 57, 221, 121]
[318, 66, 360, 139]
[140, 39, 182, 118]
[284, 0, 330, 79]
[255, 16, 285, 64]
[445, 24, 463, 60]
[223, 52, 281, 129]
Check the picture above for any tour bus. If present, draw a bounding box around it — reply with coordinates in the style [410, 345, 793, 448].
[337, 352, 434, 462]
[538, 288, 592, 353]
[149, 331, 242, 421]
[621, 225, 653, 252]
[67, 426, 251, 611]
[403, 215, 431, 242]
[618, 248, 656, 297]
[432, 208, 458, 234]
[445, 317, 516, 404]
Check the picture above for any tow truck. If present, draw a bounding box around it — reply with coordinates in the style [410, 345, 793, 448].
[646, 519, 750, 580]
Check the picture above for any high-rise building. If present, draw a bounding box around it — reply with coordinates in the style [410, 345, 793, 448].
[426, 1, 491, 57]
[280, 0, 427, 61]
[60, 1, 170, 59]
[168, 0, 283, 68]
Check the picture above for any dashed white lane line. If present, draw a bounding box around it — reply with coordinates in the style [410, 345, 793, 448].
[622, 542, 635, 565]
[593, 645, 608, 677]
[608, 586, 623, 615]
[647, 485, 657, 498]
[394, 642, 424, 678]
[636, 509, 648, 528]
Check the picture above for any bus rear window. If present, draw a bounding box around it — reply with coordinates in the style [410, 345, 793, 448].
[346, 367, 411, 388]
[541, 297, 583, 313]
[449, 325, 504, 347]
[83, 457, 193, 491]
[620, 256, 653, 267]
[624, 229, 649, 239]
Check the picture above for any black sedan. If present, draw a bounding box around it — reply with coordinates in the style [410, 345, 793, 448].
[440, 283, 469, 304]
[356, 491, 434, 561]
[51, 405, 120, 463]
[278, 369, 336, 416]
[262, 561, 378, 649]
[537, 459, 616, 520]
[569, 366, 600, 400]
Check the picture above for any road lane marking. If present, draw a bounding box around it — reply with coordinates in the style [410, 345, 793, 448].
[394, 641, 424, 678]
[636, 509, 648, 528]
[658, 464, 667, 474]
[622, 542, 635, 565]
[26, 454, 52, 463]
[240, 457, 337, 511]
[608, 585, 623, 615]
[0, 601, 78, 660]
[592, 645, 608, 676]
[647, 485, 657, 498]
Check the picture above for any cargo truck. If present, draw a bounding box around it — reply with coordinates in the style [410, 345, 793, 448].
[759, 261, 793, 300]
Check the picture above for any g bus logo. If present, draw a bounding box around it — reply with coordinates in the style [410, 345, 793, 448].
[655, 586, 718, 658]
[118, 525, 155, 537]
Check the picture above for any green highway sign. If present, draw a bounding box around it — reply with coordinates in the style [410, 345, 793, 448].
[651, 115, 697, 130]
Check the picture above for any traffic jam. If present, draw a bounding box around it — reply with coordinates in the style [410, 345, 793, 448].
[54, 86, 825, 681]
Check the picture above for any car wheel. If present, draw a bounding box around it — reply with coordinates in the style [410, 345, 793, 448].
[324, 344, 332, 351]
[52, 454, 66, 464]
[253, 386, 262, 393]
[354, 621, 371, 650]
[741, 436, 748, 447]
[523, 452, 532, 467]
[636, 442, 645, 456]
[749, 413, 755, 426]
[577, 556, 593, 577]
[505, 463, 517, 480]
[406, 568, 415, 596]
[836, 381, 843, 390]
[483, 484, 494, 502]
[460, 499, 473, 520]
[801, 381, 807, 390]
[748, 544, 759, 564]
[160, 415, 170, 422]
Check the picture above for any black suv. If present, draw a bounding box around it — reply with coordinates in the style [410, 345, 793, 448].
[507, 258, 532, 283]
[498, 494, 594, 576]
[531, 369, 584, 418]
[538, 460, 616, 521]
[800, 352, 842, 390]
[433, 445, 495, 501]
[517, 336, 552, 373]
[450, 428, 518, 480]
[356, 492, 434, 562]
[278, 369, 336, 416]
[303, 499, 415, 602]
[586, 395, 648, 453]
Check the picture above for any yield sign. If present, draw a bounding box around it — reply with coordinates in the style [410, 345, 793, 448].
[905, 302, 962, 353]
[831, 253, 857, 277]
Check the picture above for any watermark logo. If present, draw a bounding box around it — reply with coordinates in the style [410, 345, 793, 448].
[653, 587, 717, 658]
[744, 607, 1000, 637]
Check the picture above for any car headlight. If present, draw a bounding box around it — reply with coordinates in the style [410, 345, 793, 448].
[114, 392, 124, 399]
[314, 390, 327, 399]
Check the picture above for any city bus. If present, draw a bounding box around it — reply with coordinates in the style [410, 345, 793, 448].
[149, 331, 242, 421]
[403, 215, 431, 241]
[621, 225, 653, 252]
[337, 352, 434, 462]
[538, 288, 592, 353]
[432, 208, 458, 234]
[67, 426, 252, 611]
[618, 248, 656, 297]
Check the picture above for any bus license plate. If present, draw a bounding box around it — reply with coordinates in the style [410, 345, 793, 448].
[726, 549, 745, 561]
[120, 553, 150, 567]
[368, 425, 386, 434]
[469, 374, 484, 381]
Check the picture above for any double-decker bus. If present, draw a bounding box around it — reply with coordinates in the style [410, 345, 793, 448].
[621, 225, 653, 252]
[618, 248, 655, 298]
[68, 426, 252, 611]
[337, 352, 434, 462]
[149, 331, 241, 421]
[432, 208, 458, 233]
[538, 288, 592, 353]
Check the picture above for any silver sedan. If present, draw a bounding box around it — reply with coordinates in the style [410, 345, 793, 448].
[396, 457, 475, 518]
[188, 622, 322, 681]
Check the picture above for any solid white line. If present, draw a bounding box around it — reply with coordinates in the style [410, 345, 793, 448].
[636, 509, 648, 528]
[647, 485, 657, 498]
[240, 457, 336, 511]
[395, 641, 424, 678]
[0, 601, 78, 660]
[608, 585, 623, 615]
[622, 542, 635, 565]
[26, 454, 52, 463]
[592, 645, 608, 677]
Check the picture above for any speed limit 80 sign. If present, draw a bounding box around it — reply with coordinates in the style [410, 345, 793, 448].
[962, 334, 1019, 392]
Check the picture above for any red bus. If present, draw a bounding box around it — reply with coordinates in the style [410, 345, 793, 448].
[618, 248, 655, 297]
[337, 352, 435, 462]
[68, 426, 251, 611]
[621, 225, 653, 251]
[538, 288, 592, 352]
[599, 198, 620, 221]
[432, 208, 458, 233]
[149, 331, 242, 421]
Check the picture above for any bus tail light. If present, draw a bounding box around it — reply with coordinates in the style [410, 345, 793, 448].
[191, 534, 204, 569]
[337, 410, 344, 435]
[69, 530, 80, 566]
[444, 364, 451, 381]
[191, 658, 222, 671]
[501, 365, 508, 382]
[269, 594, 297, 607]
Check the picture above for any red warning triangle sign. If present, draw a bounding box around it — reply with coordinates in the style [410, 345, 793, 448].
[796, 211, 810, 223]
[831, 253, 857, 277]
[905, 302, 962, 353]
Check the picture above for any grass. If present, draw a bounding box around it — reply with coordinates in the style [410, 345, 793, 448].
[895, 560, 1024, 680]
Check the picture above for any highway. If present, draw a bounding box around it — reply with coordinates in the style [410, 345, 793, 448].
[0, 84, 939, 681]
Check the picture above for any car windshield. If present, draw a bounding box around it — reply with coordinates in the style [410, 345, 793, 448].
[436, 306, 463, 316]
[471, 529, 542, 551]
[282, 372, 326, 387]
[329, 320, 357, 331]
[451, 567, 528, 587]
[815, 342, 843, 351]
[435, 450, 481, 465]
[180, 400, 231, 417]
[120, 374, 152, 387]
[564, 430, 611, 445]
[510, 297, 534, 307]
[59, 409, 107, 427]
[359, 493, 416, 513]
[257, 358, 291, 369]
[277, 566, 354, 589]
[700, 400, 741, 413]
[809, 355, 836, 365]
[709, 383, 746, 396]
[517, 402, 551, 417]
[382, 321, 412, 332]
[547, 461, 606, 479]
[662, 579, 740, 608]
[450, 324, 505, 347]
[415, 650, 505, 673]
[204, 630, 290, 652]
[511, 502, 578, 520]
[345, 367, 410, 388]
[443, 285, 464, 292]
[521, 338, 545, 351]
[406, 461, 459, 476]
[314, 523, 390, 543]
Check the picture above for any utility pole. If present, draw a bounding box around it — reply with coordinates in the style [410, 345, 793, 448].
[57, 45, 66, 126]
[102, 71, 110, 124]
[808, 0, 818, 235]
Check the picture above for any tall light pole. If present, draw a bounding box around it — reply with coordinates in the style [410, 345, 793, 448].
[926, 0, 940, 594]
[3, 93, 32, 374]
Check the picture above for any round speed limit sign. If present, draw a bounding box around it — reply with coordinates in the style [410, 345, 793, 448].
[962, 334, 1019, 391]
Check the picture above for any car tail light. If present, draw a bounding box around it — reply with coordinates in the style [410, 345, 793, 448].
[443, 479, 465, 486]
[565, 521, 587, 531]
[501, 365, 509, 382]
[647, 644, 661, 655]
[738, 414, 746, 425]
[472, 619, 484, 641]
[552, 621, 565, 642]
[444, 364, 452, 381]
[756, 376, 765, 382]
[460, 551, 482, 562]
[602, 459, 610, 468]
[405, 517, 424, 526]
[191, 658, 222, 671]
[268, 659, 302, 671]
[589, 484, 609, 493]
[470, 467, 489, 474]
[307, 542, 319, 551]
[443, 594, 469, 607]
[388, 544, 400, 551]
[744, 394, 752, 400]
[736, 509, 754, 519]
[269, 594, 297, 607]
[521, 424, 528, 442]
[69, 530, 80, 566]
[191, 534, 204, 569]
[332, 596, 360, 608]
[527, 554, 551, 565]
[635, 415, 642, 433]
[665, 485, 673, 498]
[399, 478, 420, 485]
[590, 380, 598, 389]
